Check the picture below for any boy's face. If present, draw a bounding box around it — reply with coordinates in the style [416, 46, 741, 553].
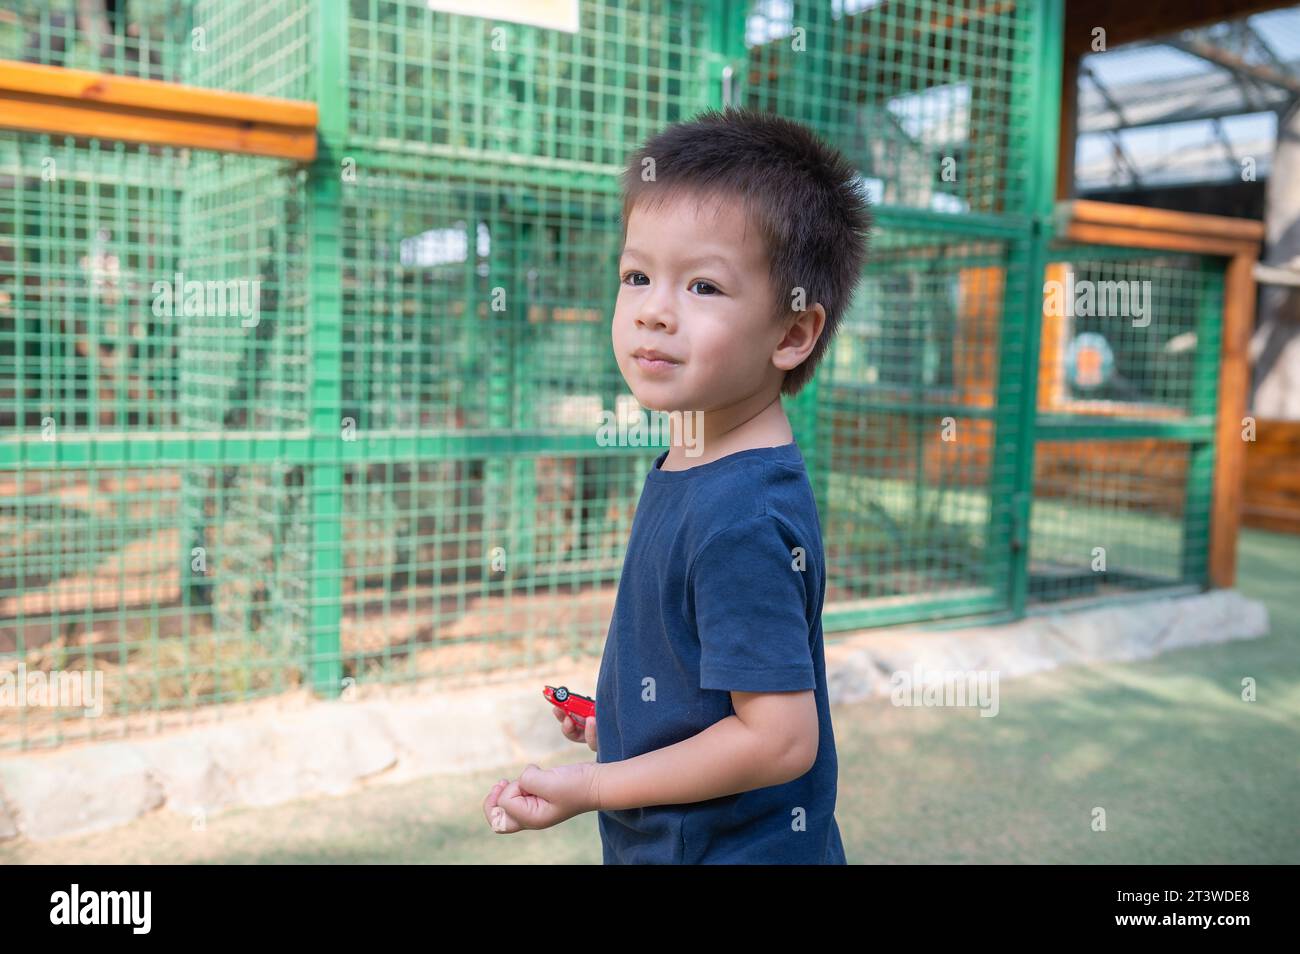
[613, 192, 791, 415]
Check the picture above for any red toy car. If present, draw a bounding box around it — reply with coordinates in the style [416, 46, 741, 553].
[544, 685, 595, 730]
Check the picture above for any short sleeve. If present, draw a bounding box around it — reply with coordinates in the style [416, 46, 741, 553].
[689, 513, 816, 693]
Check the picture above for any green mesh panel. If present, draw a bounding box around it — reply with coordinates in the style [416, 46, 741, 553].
[1029, 245, 1222, 604]
[0, 1, 1228, 753]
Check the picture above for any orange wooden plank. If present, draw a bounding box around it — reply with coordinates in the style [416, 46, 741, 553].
[957, 265, 1003, 399]
[0, 58, 317, 161]
[1039, 262, 1067, 410]
[1061, 221, 1257, 258]
[0, 95, 316, 160]
[1210, 252, 1258, 587]
[0, 61, 316, 126]
[1065, 199, 1266, 242]
[1242, 419, 1300, 534]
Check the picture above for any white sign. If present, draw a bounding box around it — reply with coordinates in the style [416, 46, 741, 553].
[427, 0, 580, 33]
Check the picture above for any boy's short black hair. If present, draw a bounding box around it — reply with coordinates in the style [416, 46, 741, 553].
[619, 105, 872, 397]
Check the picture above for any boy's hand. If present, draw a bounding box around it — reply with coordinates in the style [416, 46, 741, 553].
[553, 704, 597, 752]
[482, 762, 601, 833]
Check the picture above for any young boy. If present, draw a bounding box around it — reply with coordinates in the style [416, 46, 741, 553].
[483, 105, 872, 863]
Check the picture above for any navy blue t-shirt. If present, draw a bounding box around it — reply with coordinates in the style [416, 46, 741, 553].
[594, 441, 846, 864]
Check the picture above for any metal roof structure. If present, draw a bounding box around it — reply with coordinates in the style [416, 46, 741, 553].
[1076, 7, 1300, 190]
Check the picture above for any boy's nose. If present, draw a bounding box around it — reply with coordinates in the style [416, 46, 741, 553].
[636, 310, 675, 333]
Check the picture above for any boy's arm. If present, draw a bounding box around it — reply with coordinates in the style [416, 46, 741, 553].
[591, 689, 819, 811]
[586, 512, 821, 812]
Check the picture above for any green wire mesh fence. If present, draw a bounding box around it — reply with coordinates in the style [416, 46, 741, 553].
[0, 0, 1237, 751]
[0, 0, 189, 82]
[1028, 245, 1223, 604]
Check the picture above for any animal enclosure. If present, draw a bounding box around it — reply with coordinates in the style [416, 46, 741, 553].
[0, 0, 1256, 750]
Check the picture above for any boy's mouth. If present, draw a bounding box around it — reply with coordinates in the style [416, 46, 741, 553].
[632, 348, 681, 374]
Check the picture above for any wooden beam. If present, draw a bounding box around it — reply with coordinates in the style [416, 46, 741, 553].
[1065, 199, 1267, 241]
[1061, 221, 1259, 257]
[1242, 419, 1300, 534]
[1210, 251, 1258, 587]
[1057, 50, 1078, 201]
[1064, 0, 1293, 57]
[1059, 200, 1265, 256]
[0, 60, 318, 161]
[1170, 37, 1300, 95]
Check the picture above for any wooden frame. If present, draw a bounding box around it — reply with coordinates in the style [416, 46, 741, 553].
[0, 60, 318, 161]
[1056, 199, 1263, 588]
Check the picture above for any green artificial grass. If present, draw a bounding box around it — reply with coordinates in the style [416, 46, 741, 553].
[4, 527, 1296, 864]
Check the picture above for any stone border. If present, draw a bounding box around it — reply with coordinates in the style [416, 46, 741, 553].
[825, 589, 1269, 704]
[0, 589, 1268, 843]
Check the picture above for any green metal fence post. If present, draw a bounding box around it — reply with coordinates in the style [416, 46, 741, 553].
[784, 0, 832, 513]
[1181, 261, 1225, 585]
[508, 218, 537, 587]
[510, 30, 540, 587]
[484, 223, 513, 587]
[1004, 0, 1064, 618]
[306, 0, 347, 697]
[706, 0, 739, 109]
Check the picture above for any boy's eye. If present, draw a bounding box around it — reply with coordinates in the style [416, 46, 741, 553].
[620, 272, 719, 295]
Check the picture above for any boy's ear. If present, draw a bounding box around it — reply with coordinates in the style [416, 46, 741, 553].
[772, 303, 826, 372]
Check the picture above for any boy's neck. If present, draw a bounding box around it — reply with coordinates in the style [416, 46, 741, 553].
[658, 392, 793, 472]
